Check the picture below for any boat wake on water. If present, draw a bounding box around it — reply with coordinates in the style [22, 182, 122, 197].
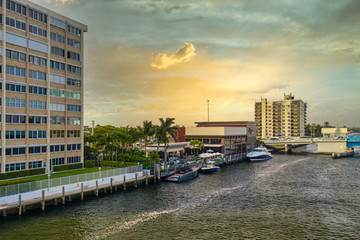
[86, 157, 312, 239]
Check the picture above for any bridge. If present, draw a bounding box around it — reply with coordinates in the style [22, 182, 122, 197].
[263, 138, 349, 154]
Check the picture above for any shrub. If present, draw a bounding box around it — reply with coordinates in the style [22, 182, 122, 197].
[100, 161, 138, 168]
[85, 160, 94, 168]
[0, 178, 37, 187]
[0, 168, 45, 180]
[53, 163, 82, 172]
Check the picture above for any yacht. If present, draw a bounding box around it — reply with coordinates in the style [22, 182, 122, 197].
[246, 147, 273, 161]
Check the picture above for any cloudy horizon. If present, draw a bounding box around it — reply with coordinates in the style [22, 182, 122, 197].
[34, 0, 360, 127]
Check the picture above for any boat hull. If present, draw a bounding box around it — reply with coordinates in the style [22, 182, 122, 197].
[248, 155, 273, 161]
[201, 167, 220, 173]
[166, 167, 199, 182]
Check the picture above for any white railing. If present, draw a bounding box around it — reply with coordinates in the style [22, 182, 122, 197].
[0, 165, 142, 198]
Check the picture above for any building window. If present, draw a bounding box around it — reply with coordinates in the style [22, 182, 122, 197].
[6, 114, 26, 124]
[29, 100, 46, 110]
[67, 104, 81, 112]
[6, 65, 26, 77]
[50, 144, 65, 153]
[29, 55, 47, 67]
[51, 157, 65, 166]
[5, 130, 26, 139]
[50, 17, 66, 30]
[67, 130, 80, 138]
[6, 82, 26, 93]
[29, 24, 47, 37]
[51, 116, 65, 124]
[67, 25, 81, 36]
[50, 74, 66, 85]
[29, 130, 46, 139]
[29, 85, 47, 95]
[6, 98, 26, 108]
[50, 102, 66, 111]
[50, 88, 65, 98]
[67, 90, 81, 99]
[67, 38, 81, 49]
[67, 51, 81, 61]
[50, 130, 64, 138]
[50, 60, 65, 71]
[67, 64, 81, 75]
[51, 46, 65, 57]
[67, 117, 81, 125]
[50, 32, 65, 43]
[5, 162, 26, 172]
[68, 156, 81, 164]
[6, 49, 26, 62]
[67, 143, 81, 151]
[5, 16, 26, 31]
[29, 70, 47, 81]
[29, 115, 47, 124]
[29, 8, 47, 24]
[29, 160, 43, 169]
[6, 0, 27, 16]
[5, 147, 26, 156]
[67, 77, 81, 87]
[28, 145, 47, 154]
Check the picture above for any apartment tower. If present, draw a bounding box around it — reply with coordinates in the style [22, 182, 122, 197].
[255, 94, 307, 138]
[0, 0, 87, 173]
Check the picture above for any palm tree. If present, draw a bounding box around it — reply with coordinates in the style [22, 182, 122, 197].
[189, 139, 204, 155]
[142, 120, 155, 157]
[158, 118, 179, 169]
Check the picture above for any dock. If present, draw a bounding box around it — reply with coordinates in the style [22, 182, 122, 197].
[1, 169, 155, 217]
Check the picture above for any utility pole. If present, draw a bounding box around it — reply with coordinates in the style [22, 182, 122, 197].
[92, 120, 95, 136]
[207, 100, 210, 122]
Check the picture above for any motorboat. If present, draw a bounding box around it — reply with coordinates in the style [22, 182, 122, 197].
[200, 161, 220, 173]
[246, 147, 273, 161]
[165, 166, 199, 182]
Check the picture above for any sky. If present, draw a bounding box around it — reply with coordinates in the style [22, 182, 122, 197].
[34, 0, 360, 127]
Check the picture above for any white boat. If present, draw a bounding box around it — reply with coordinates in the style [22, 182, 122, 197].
[246, 147, 273, 161]
[200, 161, 220, 173]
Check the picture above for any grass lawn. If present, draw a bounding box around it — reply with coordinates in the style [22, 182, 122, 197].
[0, 167, 114, 186]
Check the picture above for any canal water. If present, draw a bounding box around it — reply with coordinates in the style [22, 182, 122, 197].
[1, 152, 359, 239]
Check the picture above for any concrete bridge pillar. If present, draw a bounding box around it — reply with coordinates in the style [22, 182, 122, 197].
[284, 144, 292, 153]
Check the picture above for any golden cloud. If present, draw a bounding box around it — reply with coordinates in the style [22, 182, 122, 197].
[151, 43, 196, 69]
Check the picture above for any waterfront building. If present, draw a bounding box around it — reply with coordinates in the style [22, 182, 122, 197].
[185, 121, 256, 155]
[0, 0, 88, 173]
[255, 94, 307, 138]
[321, 128, 348, 139]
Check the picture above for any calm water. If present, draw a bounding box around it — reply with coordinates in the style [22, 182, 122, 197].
[1, 152, 360, 240]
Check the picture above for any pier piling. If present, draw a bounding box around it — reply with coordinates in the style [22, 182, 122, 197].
[54, 198, 58, 206]
[123, 176, 126, 191]
[41, 190, 45, 211]
[3, 210, 6, 217]
[110, 178, 113, 193]
[81, 183, 84, 201]
[135, 173, 138, 188]
[18, 194, 22, 216]
[62, 187, 66, 205]
[146, 173, 148, 185]
[96, 180, 99, 196]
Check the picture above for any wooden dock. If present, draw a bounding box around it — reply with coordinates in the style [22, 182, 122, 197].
[0, 173, 156, 217]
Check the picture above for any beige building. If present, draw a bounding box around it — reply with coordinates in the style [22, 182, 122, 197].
[321, 128, 348, 139]
[255, 94, 307, 138]
[0, 0, 87, 173]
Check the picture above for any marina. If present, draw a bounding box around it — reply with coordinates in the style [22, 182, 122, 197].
[1, 151, 359, 239]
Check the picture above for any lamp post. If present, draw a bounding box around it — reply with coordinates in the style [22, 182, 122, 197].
[207, 100, 209, 122]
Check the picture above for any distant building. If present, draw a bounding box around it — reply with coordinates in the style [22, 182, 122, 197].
[185, 121, 256, 155]
[321, 128, 348, 139]
[255, 94, 307, 138]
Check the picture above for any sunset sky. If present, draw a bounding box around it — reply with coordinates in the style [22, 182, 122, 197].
[35, 0, 360, 127]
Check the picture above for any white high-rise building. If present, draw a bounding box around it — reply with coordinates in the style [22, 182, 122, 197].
[255, 94, 307, 138]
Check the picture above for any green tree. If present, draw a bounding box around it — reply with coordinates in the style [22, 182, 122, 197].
[157, 118, 179, 166]
[189, 139, 204, 155]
